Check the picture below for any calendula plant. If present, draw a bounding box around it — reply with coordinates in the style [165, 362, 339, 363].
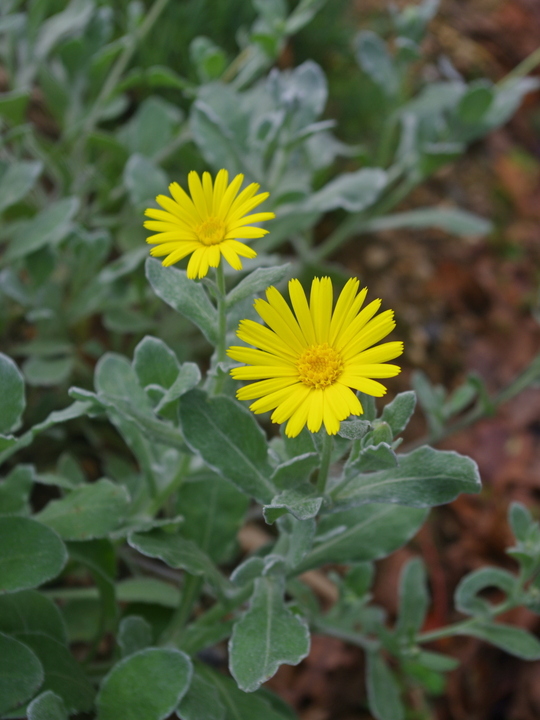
[1, 171, 540, 720]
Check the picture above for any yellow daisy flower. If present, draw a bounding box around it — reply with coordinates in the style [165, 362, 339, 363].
[144, 169, 275, 279]
[228, 277, 403, 438]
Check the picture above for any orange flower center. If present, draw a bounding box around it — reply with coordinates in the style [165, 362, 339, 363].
[195, 217, 226, 246]
[297, 343, 344, 389]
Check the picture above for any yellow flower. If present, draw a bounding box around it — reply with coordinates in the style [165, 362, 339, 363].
[144, 169, 275, 279]
[228, 277, 403, 438]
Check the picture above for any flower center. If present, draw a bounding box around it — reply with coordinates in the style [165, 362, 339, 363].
[195, 217, 226, 246]
[297, 343, 344, 389]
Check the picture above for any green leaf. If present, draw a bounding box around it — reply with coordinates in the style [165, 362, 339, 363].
[179, 390, 275, 503]
[354, 31, 399, 96]
[0, 516, 67, 593]
[96, 648, 192, 720]
[23, 356, 74, 387]
[338, 419, 372, 440]
[229, 575, 309, 692]
[176, 472, 249, 564]
[176, 669, 225, 720]
[508, 502, 534, 543]
[115, 578, 180, 608]
[0, 89, 31, 125]
[27, 691, 68, 720]
[123, 154, 168, 206]
[0, 590, 67, 643]
[333, 447, 481, 509]
[345, 443, 397, 475]
[381, 391, 416, 436]
[464, 622, 540, 660]
[0, 633, 43, 715]
[263, 485, 323, 524]
[226, 265, 291, 309]
[128, 529, 228, 594]
[146, 258, 218, 345]
[190, 100, 243, 177]
[154, 363, 201, 412]
[457, 81, 493, 124]
[454, 567, 516, 616]
[415, 650, 459, 673]
[396, 558, 429, 636]
[366, 651, 404, 720]
[0, 353, 25, 434]
[118, 616, 153, 658]
[198, 665, 296, 720]
[4, 198, 79, 263]
[368, 207, 492, 237]
[305, 168, 387, 213]
[35, 479, 130, 541]
[133, 336, 180, 390]
[0, 465, 33, 515]
[0, 161, 43, 214]
[296, 504, 428, 572]
[67, 539, 117, 633]
[119, 96, 181, 158]
[15, 633, 94, 713]
[270, 453, 319, 490]
[34, 0, 94, 60]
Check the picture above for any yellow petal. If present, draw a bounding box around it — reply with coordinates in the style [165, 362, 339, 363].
[231, 365, 298, 380]
[227, 346, 296, 367]
[254, 298, 306, 354]
[218, 173, 244, 217]
[342, 311, 396, 359]
[306, 389, 324, 433]
[329, 278, 360, 344]
[161, 242, 200, 266]
[265, 286, 309, 346]
[212, 169, 229, 214]
[237, 377, 295, 402]
[339, 373, 388, 397]
[310, 276, 333, 344]
[335, 299, 382, 352]
[237, 320, 297, 360]
[227, 212, 275, 230]
[289, 279, 316, 345]
[348, 341, 403, 366]
[202, 172, 214, 212]
[271, 385, 312, 424]
[188, 171, 209, 219]
[169, 182, 202, 224]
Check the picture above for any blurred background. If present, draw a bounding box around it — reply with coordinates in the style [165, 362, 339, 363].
[1, 0, 540, 717]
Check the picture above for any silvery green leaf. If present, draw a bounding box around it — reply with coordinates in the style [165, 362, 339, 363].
[338, 419, 372, 440]
[0, 353, 25, 434]
[344, 443, 397, 477]
[133, 336, 180, 390]
[454, 567, 516, 617]
[354, 31, 399, 96]
[28, 691, 68, 720]
[0, 517, 67, 593]
[381, 391, 416, 436]
[264, 485, 323, 524]
[4, 198, 79, 262]
[0, 633, 44, 716]
[0, 590, 67, 643]
[333, 447, 481, 509]
[0, 464, 33, 515]
[395, 557, 429, 637]
[146, 258, 218, 345]
[179, 390, 275, 503]
[229, 575, 310, 692]
[296, 504, 428, 572]
[0, 160, 42, 213]
[464, 622, 540, 661]
[176, 670, 225, 720]
[198, 665, 297, 720]
[96, 648, 192, 720]
[226, 264, 290, 309]
[16, 632, 94, 712]
[176, 472, 248, 565]
[304, 168, 387, 213]
[270, 453, 319, 489]
[35, 479, 130, 541]
[456, 81, 493, 124]
[366, 651, 404, 720]
[118, 616, 152, 658]
[128, 529, 229, 594]
[508, 502, 534, 543]
[123, 154, 168, 206]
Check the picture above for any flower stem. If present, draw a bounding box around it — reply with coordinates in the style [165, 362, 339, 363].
[316, 431, 333, 495]
[211, 262, 228, 395]
[161, 573, 203, 647]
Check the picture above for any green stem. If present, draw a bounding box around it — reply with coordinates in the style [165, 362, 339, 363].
[161, 574, 203, 647]
[146, 453, 191, 516]
[499, 45, 540, 85]
[211, 262, 228, 395]
[316, 432, 333, 495]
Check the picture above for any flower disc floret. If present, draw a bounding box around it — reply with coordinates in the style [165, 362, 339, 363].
[144, 169, 275, 279]
[227, 277, 403, 437]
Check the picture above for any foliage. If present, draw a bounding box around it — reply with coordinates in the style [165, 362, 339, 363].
[1, 0, 540, 718]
